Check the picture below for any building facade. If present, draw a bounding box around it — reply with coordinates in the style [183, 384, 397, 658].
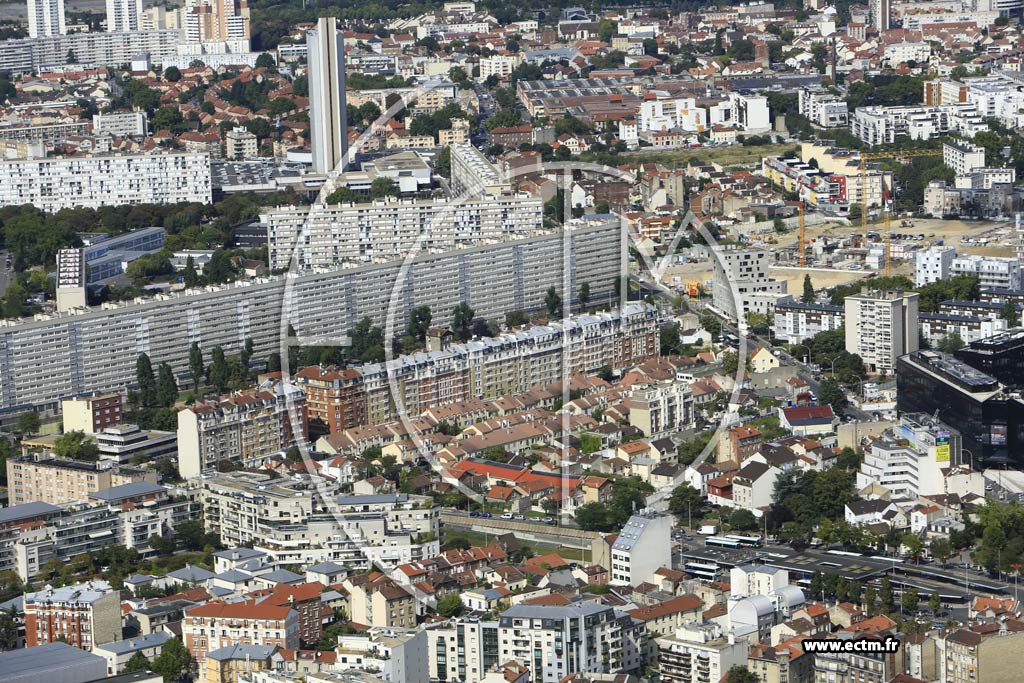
[0, 152, 212, 211]
[307, 17, 346, 174]
[24, 580, 122, 649]
[844, 290, 920, 373]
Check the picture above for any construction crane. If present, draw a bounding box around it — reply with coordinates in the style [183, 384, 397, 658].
[799, 201, 806, 267]
[858, 149, 943, 276]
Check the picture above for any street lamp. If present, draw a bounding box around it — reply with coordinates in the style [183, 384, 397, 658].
[962, 448, 974, 472]
[789, 343, 811, 364]
[1012, 563, 1022, 603]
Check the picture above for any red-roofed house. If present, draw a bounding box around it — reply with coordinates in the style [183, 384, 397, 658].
[779, 405, 838, 436]
[183, 599, 299, 666]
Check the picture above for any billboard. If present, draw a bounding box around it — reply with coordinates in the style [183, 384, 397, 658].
[936, 431, 950, 463]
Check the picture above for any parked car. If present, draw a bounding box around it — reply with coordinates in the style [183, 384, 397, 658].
[500, 513, 513, 519]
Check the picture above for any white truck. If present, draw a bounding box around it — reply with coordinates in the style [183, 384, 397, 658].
[698, 524, 718, 536]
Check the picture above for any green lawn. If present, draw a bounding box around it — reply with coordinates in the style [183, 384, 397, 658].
[624, 142, 795, 168]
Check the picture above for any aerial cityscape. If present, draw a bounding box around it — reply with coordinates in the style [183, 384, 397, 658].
[0, 0, 1024, 682]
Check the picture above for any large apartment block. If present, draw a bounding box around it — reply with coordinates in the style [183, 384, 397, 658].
[0, 29, 181, 73]
[852, 104, 987, 145]
[11, 482, 194, 579]
[24, 580, 122, 649]
[357, 304, 658, 424]
[183, 599, 298, 669]
[844, 290, 920, 373]
[293, 365, 367, 436]
[0, 221, 620, 415]
[176, 379, 307, 478]
[6, 455, 155, 505]
[498, 602, 645, 683]
[711, 247, 788, 320]
[199, 472, 440, 570]
[0, 152, 212, 211]
[772, 300, 845, 343]
[798, 86, 849, 128]
[264, 194, 543, 270]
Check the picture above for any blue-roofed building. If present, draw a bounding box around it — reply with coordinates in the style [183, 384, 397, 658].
[305, 561, 350, 585]
[167, 564, 215, 585]
[213, 547, 269, 573]
[0, 642, 107, 683]
[93, 631, 172, 675]
[254, 568, 304, 587]
[88, 482, 167, 504]
[205, 644, 277, 681]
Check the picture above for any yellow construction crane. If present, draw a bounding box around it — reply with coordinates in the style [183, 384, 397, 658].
[858, 149, 943, 276]
[799, 201, 806, 267]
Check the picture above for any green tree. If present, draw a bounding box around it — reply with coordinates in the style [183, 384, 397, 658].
[266, 352, 282, 373]
[156, 363, 178, 408]
[240, 338, 254, 368]
[189, 342, 204, 390]
[901, 587, 920, 612]
[880, 576, 894, 614]
[506, 310, 528, 328]
[818, 378, 847, 414]
[545, 287, 562, 316]
[575, 502, 613, 531]
[136, 353, 157, 407]
[16, 411, 39, 435]
[579, 282, 590, 308]
[151, 636, 192, 682]
[183, 256, 199, 287]
[255, 52, 276, 69]
[2, 279, 28, 319]
[370, 176, 401, 199]
[163, 66, 182, 82]
[802, 274, 815, 303]
[721, 350, 739, 375]
[452, 302, 475, 341]
[124, 651, 151, 672]
[668, 483, 702, 520]
[204, 249, 235, 284]
[0, 608, 17, 650]
[929, 591, 941, 613]
[724, 666, 758, 683]
[53, 430, 99, 461]
[151, 106, 185, 134]
[436, 593, 465, 618]
[407, 305, 432, 342]
[208, 346, 228, 391]
[729, 509, 757, 531]
[930, 538, 953, 565]
[1002, 300, 1020, 327]
[864, 583, 877, 615]
[147, 533, 176, 555]
[937, 331, 965, 353]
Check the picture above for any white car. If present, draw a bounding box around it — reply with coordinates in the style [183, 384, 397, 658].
[500, 513, 513, 519]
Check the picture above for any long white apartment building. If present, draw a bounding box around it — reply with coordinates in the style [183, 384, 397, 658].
[943, 141, 987, 176]
[773, 300, 845, 343]
[498, 603, 645, 683]
[357, 303, 658, 424]
[852, 103, 987, 145]
[844, 290, 920, 374]
[798, 86, 849, 128]
[264, 194, 543, 270]
[0, 29, 182, 73]
[951, 254, 1022, 290]
[200, 472, 440, 569]
[708, 92, 770, 133]
[0, 152, 212, 211]
[0, 220, 621, 415]
[637, 94, 707, 133]
[711, 247, 788, 321]
[449, 141, 510, 196]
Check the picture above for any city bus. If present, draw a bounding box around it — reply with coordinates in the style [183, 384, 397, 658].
[684, 562, 720, 580]
[725, 535, 763, 547]
[705, 536, 743, 549]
